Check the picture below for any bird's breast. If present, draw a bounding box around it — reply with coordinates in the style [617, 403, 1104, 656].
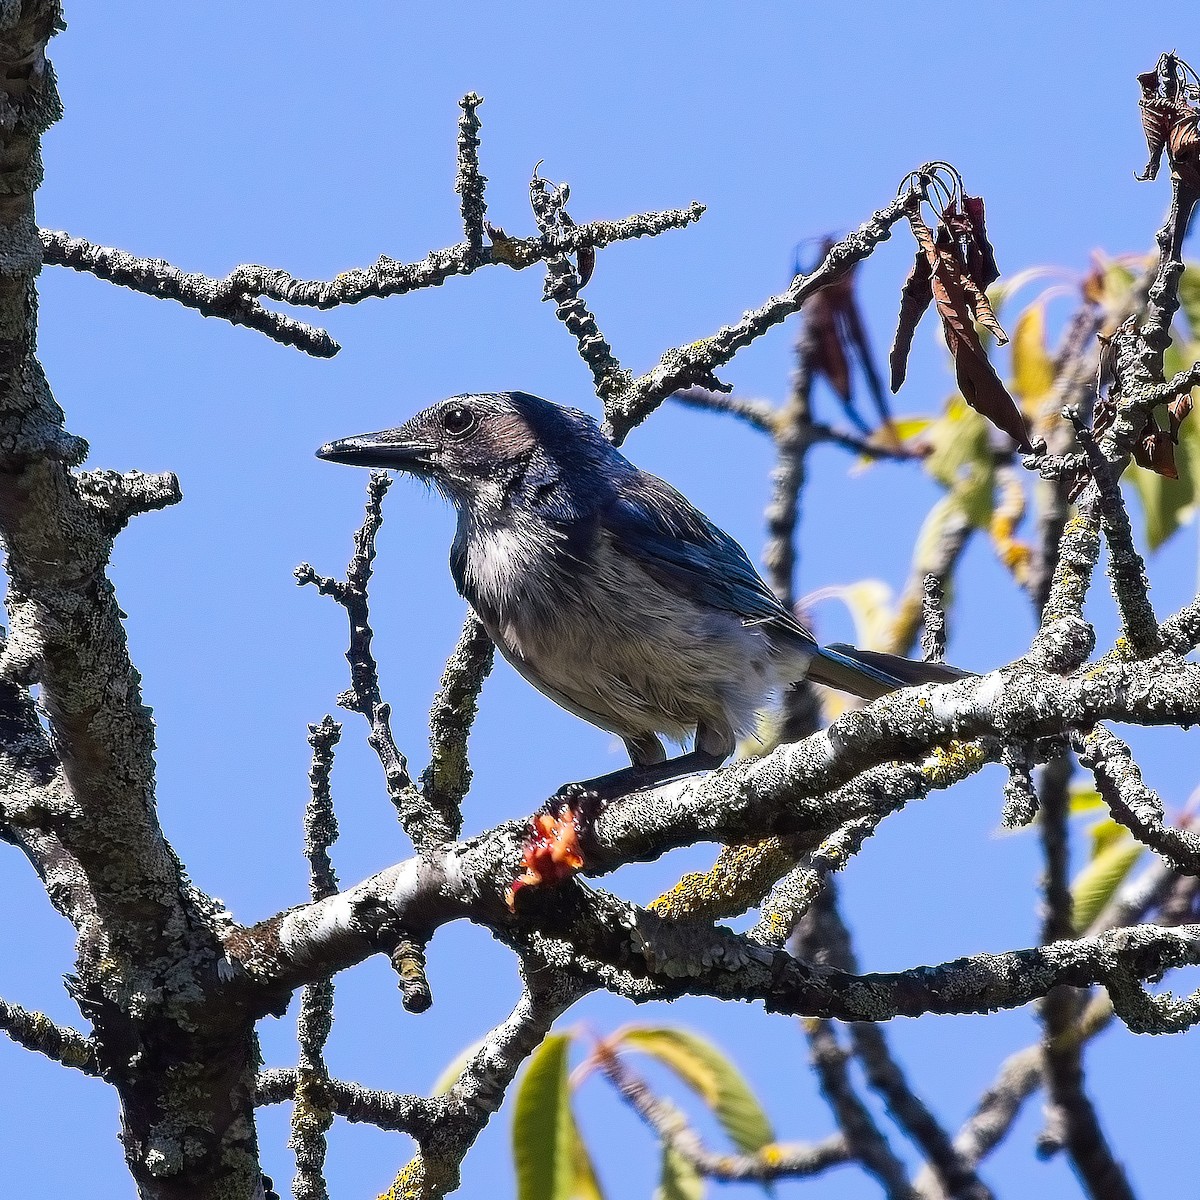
[455, 523, 782, 743]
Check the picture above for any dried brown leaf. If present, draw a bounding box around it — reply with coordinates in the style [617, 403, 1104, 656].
[1134, 422, 1179, 478]
[1168, 392, 1194, 440]
[898, 209, 1031, 450]
[890, 236, 934, 392]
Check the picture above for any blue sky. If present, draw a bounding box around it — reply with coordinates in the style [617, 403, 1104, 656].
[3, 4, 1198, 1197]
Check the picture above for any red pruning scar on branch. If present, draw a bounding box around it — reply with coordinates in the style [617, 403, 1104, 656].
[889, 162, 1033, 452]
[506, 798, 587, 910]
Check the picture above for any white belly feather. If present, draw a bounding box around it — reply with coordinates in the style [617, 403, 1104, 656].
[462, 522, 805, 745]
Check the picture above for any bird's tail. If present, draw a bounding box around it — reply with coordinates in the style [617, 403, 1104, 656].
[805, 643, 969, 701]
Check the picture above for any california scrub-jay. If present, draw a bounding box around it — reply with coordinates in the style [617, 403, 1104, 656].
[317, 392, 963, 798]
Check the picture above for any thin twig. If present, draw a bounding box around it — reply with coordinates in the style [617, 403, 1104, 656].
[530, 165, 632, 401]
[604, 184, 922, 442]
[455, 93, 487, 262]
[1077, 726, 1200, 873]
[794, 893, 918, 1200]
[255, 1069, 437, 1139]
[296, 473, 436, 846]
[920, 574, 946, 664]
[1065, 407, 1160, 657]
[289, 716, 344, 1200]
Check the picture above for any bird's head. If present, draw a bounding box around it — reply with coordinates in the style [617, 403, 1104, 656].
[316, 391, 619, 515]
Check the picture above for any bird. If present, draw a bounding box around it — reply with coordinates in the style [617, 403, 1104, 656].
[317, 391, 965, 799]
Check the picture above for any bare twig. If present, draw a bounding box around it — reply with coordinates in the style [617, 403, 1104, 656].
[383, 974, 586, 1200]
[800, 888, 992, 1200]
[256, 1069, 437, 1139]
[1078, 725, 1200, 873]
[920, 574, 947, 664]
[296, 472, 434, 845]
[1036, 756, 1136, 1200]
[1065, 407, 1160, 657]
[795, 894, 916, 1200]
[604, 185, 922, 442]
[289, 716, 344, 1200]
[530, 165, 632, 401]
[671, 386, 778, 434]
[455, 93, 487, 262]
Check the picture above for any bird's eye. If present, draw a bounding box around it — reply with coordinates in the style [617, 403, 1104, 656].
[441, 405, 477, 437]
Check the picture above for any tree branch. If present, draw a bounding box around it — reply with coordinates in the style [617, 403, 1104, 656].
[289, 716, 343, 1200]
[0, 995, 100, 1075]
[604, 183, 922, 442]
[421, 614, 494, 826]
[39, 229, 339, 357]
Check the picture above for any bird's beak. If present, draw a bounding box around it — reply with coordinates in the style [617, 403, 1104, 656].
[315, 431, 435, 470]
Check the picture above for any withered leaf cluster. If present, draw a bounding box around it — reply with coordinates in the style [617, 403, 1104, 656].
[797, 238, 891, 435]
[1136, 53, 1200, 256]
[890, 187, 1032, 451]
[1095, 389, 1193, 480]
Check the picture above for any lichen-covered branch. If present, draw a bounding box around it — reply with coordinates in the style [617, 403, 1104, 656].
[289, 716, 344, 1200]
[421, 615, 495, 822]
[454, 93, 487, 261]
[381, 974, 586, 1200]
[1036, 755, 1136, 1200]
[296, 473, 433, 845]
[39, 229, 340, 357]
[256, 1069, 437, 1139]
[1066, 408, 1160, 658]
[794, 899, 916, 1199]
[799, 888, 991, 1200]
[0, 995, 99, 1075]
[1079, 725, 1200, 873]
[604, 185, 922, 442]
[530, 166, 632, 401]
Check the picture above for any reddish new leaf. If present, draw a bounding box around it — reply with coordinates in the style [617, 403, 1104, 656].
[798, 239, 891, 434]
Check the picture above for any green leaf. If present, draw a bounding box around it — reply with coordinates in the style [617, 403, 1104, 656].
[1089, 817, 1129, 857]
[569, 1119, 605, 1200]
[431, 1036, 487, 1096]
[513, 1034, 575, 1200]
[1067, 787, 1105, 816]
[655, 1146, 704, 1200]
[923, 396, 995, 527]
[615, 1026, 774, 1154]
[1010, 302, 1055, 410]
[1070, 835, 1144, 934]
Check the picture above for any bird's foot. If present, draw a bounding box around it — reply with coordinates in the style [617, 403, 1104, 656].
[505, 786, 600, 911]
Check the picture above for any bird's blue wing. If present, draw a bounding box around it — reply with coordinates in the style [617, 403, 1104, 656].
[602, 469, 816, 644]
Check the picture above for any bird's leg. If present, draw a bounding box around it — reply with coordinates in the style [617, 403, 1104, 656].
[553, 723, 733, 804]
[509, 726, 730, 910]
[555, 748, 729, 803]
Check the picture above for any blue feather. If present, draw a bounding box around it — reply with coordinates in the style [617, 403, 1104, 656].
[601, 468, 817, 649]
